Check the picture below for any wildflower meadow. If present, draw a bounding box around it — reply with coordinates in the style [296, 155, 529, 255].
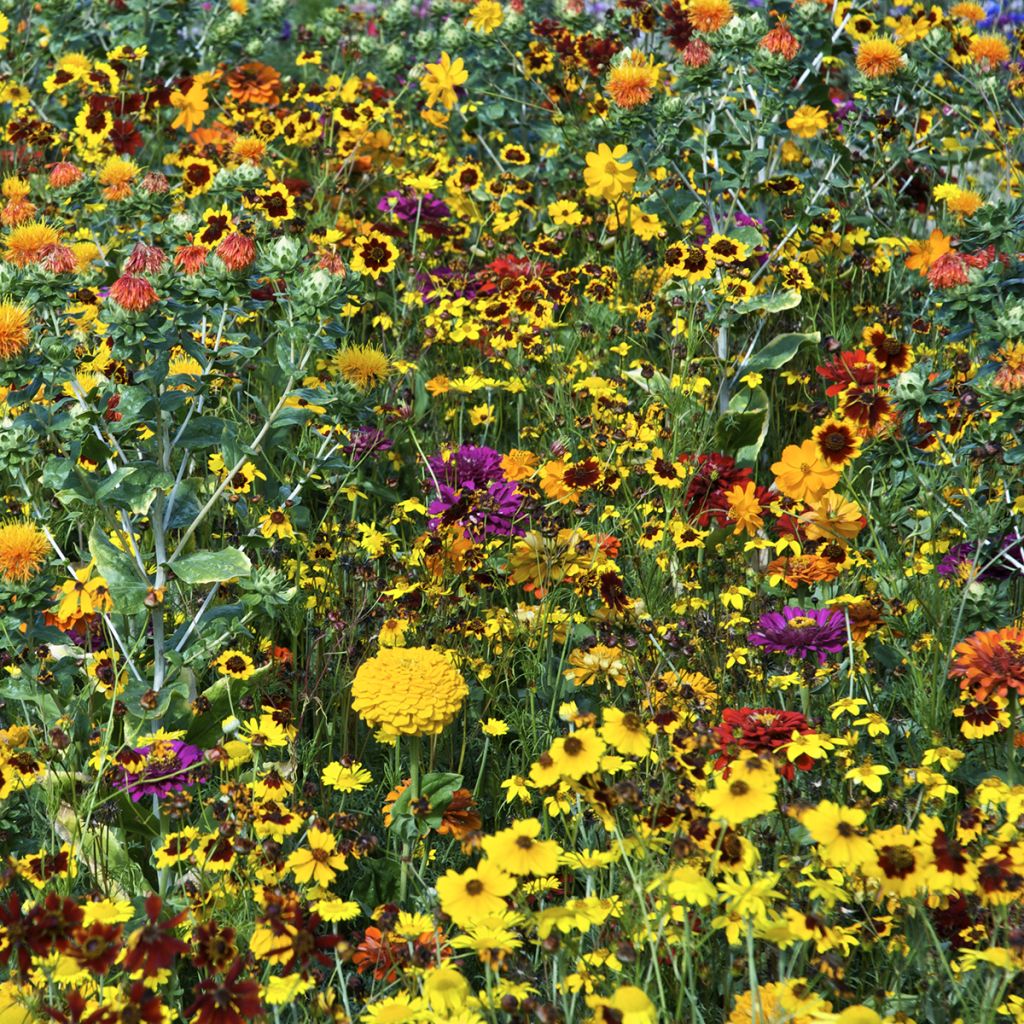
[1, 0, 1024, 1021]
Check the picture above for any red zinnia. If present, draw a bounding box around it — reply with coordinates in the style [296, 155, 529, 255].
[713, 706, 816, 779]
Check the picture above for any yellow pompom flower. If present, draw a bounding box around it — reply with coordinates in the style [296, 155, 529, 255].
[350, 646, 467, 736]
[0, 520, 48, 583]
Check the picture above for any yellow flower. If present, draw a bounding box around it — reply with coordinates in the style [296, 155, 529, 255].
[333, 345, 391, 390]
[786, 105, 829, 139]
[421, 52, 468, 111]
[286, 827, 348, 886]
[212, 649, 255, 680]
[423, 963, 472, 1014]
[586, 985, 657, 1024]
[169, 83, 209, 132]
[0, 301, 30, 360]
[0, 520, 48, 582]
[481, 819, 562, 876]
[702, 758, 778, 825]
[855, 37, 904, 77]
[259, 507, 295, 541]
[436, 860, 516, 926]
[600, 707, 651, 757]
[466, 0, 503, 33]
[350, 646, 467, 736]
[548, 200, 583, 226]
[801, 800, 874, 867]
[606, 51, 660, 109]
[770, 440, 841, 502]
[584, 144, 637, 201]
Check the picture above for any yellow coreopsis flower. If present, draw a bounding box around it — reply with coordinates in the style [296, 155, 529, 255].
[286, 827, 348, 886]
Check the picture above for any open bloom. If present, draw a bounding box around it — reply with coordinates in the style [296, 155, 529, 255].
[111, 740, 207, 802]
[748, 607, 846, 664]
[421, 52, 468, 110]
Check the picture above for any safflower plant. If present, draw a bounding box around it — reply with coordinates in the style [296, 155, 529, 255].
[0, 0, 1023, 1023]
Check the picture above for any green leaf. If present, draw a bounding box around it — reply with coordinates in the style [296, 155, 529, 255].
[734, 291, 803, 315]
[169, 547, 252, 585]
[88, 525, 148, 613]
[715, 387, 770, 467]
[744, 331, 821, 372]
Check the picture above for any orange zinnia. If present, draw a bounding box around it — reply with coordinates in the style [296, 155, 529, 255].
[951, 626, 1024, 700]
[226, 62, 280, 105]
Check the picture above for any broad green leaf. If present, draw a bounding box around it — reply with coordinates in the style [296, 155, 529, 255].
[88, 525, 148, 613]
[169, 547, 252, 585]
[744, 331, 820, 372]
[735, 290, 802, 315]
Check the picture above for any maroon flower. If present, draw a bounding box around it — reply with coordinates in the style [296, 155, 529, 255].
[186, 960, 264, 1024]
[69, 922, 124, 975]
[123, 894, 188, 977]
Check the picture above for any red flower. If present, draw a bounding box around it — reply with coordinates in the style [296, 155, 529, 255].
[951, 626, 1024, 700]
[186, 960, 264, 1024]
[713, 707, 815, 779]
[123, 894, 188, 978]
[109, 274, 159, 312]
[124, 242, 166, 275]
[816, 349, 878, 397]
[48, 162, 82, 188]
[928, 252, 969, 288]
[69, 922, 124, 976]
[680, 453, 752, 527]
[216, 232, 256, 271]
[174, 245, 208, 275]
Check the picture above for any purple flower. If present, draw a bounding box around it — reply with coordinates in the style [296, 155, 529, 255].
[937, 532, 1024, 581]
[112, 740, 207, 803]
[426, 445, 526, 540]
[748, 607, 846, 664]
[343, 425, 393, 461]
[378, 191, 450, 224]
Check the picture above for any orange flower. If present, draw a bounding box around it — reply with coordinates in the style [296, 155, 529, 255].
[969, 33, 1010, 69]
[226, 62, 280, 105]
[688, 0, 734, 32]
[763, 554, 842, 588]
[770, 439, 841, 502]
[951, 626, 1024, 700]
[905, 228, 952, 276]
[606, 52, 660, 109]
[855, 37, 904, 77]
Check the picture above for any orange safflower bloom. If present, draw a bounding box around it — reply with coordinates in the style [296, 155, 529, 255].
[855, 37, 904, 77]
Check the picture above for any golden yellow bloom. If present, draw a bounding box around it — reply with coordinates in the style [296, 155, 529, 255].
[0, 520, 48, 582]
[97, 156, 139, 200]
[584, 144, 637, 201]
[421, 52, 468, 111]
[786, 104, 829, 139]
[0, 300, 29, 359]
[466, 0, 503, 33]
[606, 51, 660, 109]
[333, 345, 391, 390]
[350, 646, 467, 736]
[688, 0, 734, 32]
[4, 222, 60, 267]
[969, 33, 1010, 69]
[855, 37, 904, 78]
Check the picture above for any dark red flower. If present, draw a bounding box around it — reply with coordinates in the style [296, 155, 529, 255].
[69, 922, 124, 975]
[123, 894, 188, 977]
[216, 232, 256, 271]
[186, 960, 264, 1024]
[680, 453, 752, 527]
